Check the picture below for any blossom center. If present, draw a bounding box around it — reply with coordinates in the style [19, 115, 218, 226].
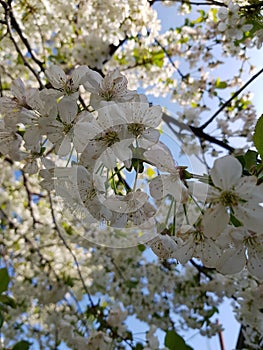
[96, 130, 120, 147]
[63, 123, 73, 134]
[219, 190, 239, 207]
[194, 231, 205, 243]
[62, 77, 77, 95]
[83, 188, 97, 203]
[100, 90, 114, 101]
[127, 123, 145, 137]
[244, 234, 257, 247]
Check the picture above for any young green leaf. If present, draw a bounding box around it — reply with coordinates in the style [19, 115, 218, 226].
[0, 268, 10, 294]
[253, 115, 263, 159]
[12, 340, 31, 350]
[165, 330, 193, 350]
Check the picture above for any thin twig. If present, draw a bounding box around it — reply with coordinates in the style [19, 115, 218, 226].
[190, 259, 214, 280]
[216, 319, 226, 350]
[48, 193, 95, 308]
[162, 111, 235, 152]
[7, 1, 45, 72]
[0, 72, 2, 97]
[155, 38, 186, 79]
[22, 171, 42, 228]
[1, 0, 44, 88]
[236, 325, 246, 350]
[150, 0, 227, 6]
[200, 67, 263, 130]
[189, 125, 235, 152]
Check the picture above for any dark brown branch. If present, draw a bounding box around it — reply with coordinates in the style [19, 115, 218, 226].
[0, 72, 2, 97]
[236, 325, 246, 349]
[8, 2, 45, 72]
[189, 125, 235, 152]
[162, 112, 235, 152]
[243, 1, 263, 10]
[200, 67, 263, 130]
[190, 259, 214, 280]
[1, 0, 44, 88]
[48, 193, 95, 308]
[154, 38, 186, 79]
[150, 0, 227, 6]
[216, 319, 226, 350]
[0, 205, 90, 333]
[22, 171, 42, 228]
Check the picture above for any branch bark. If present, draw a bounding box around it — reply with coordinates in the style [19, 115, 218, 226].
[200, 67, 263, 131]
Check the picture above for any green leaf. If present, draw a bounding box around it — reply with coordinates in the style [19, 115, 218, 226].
[0, 268, 10, 294]
[244, 150, 258, 171]
[0, 311, 3, 328]
[0, 295, 16, 308]
[125, 280, 138, 289]
[253, 115, 263, 159]
[12, 340, 31, 350]
[235, 155, 246, 169]
[215, 78, 227, 89]
[137, 244, 146, 252]
[230, 213, 243, 227]
[165, 330, 193, 350]
[204, 306, 219, 320]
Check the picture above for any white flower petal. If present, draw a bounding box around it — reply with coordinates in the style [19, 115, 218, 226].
[198, 239, 222, 268]
[247, 246, 263, 280]
[83, 70, 103, 93]
[80, 140, 105, 169]
[149, 175, 165, 200]
[144, 142, 176, 172]
[246, 183, 263, 205]
[216, 245, 246, 275]
[174, 237, 195, 264]
[41, 157, 55, 169]
[218, 22, 227, 32]
[45, 65, 67, 89]
[58, 98, 78, 124]
[97, 104, 126, 129]
[211, 155, 242, 190]
[23, 160, 38, 174]
[10, 78, 26, 101]
[139, 128, 160, 147]
[24, 126, 41, 148]
[234, 203, 263, 234]
[188, 181, 211, 202]
[111, 139, 133, 162]
[235, 176, 257, 200]
[148, 234, 178, 259]
[71, 65, 90, 87]
[203, 204, 229, 238]
[143, 105, 162, 128]
[57, 135, 71, 156]
[100, 148, 118, 169]
[74, 113, 102, 152]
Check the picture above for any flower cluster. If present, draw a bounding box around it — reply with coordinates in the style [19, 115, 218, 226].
[1, 1, 263, 349]
[1, 64, 262, 282]
[147, 155, 263, 281]
[217, 1, 253, 41]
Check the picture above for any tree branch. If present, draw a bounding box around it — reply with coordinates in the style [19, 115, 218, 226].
[1, 0, 44, 88]
[22, 171, 42, 228]
[236, 325, 246, 350]
[48, 193, 95, 309]
[162, 111, 235, 152]
[154, 38, 186, 79]
[150, 0, 227, 7]
[8, 3, 45, 73]
[200, 67, 263, 131]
